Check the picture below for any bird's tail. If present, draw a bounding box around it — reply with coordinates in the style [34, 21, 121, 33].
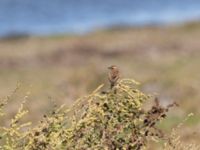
[110, 83, 114, 89]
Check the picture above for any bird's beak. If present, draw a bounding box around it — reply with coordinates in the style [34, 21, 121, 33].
[108, 66, 112, 69]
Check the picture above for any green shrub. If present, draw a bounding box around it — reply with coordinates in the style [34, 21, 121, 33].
[0, 78, 197, 149]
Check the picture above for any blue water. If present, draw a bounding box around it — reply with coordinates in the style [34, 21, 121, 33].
[1, 0, 200, 36]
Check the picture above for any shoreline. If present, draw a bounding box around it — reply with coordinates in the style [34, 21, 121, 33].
[1, 20, 200, 40]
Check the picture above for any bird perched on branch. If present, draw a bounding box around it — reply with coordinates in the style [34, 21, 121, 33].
[108, 65, 120, 89]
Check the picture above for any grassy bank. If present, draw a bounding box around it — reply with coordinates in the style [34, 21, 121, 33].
[0, 23, 200, 146]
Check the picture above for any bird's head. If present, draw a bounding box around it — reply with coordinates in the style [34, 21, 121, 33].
[108, 65, 118, 70]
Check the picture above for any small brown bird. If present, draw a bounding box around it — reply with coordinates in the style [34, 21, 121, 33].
[108, 65, 120, 89]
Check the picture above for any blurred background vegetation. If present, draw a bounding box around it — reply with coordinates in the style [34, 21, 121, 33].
[0, 0, 200, 147]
